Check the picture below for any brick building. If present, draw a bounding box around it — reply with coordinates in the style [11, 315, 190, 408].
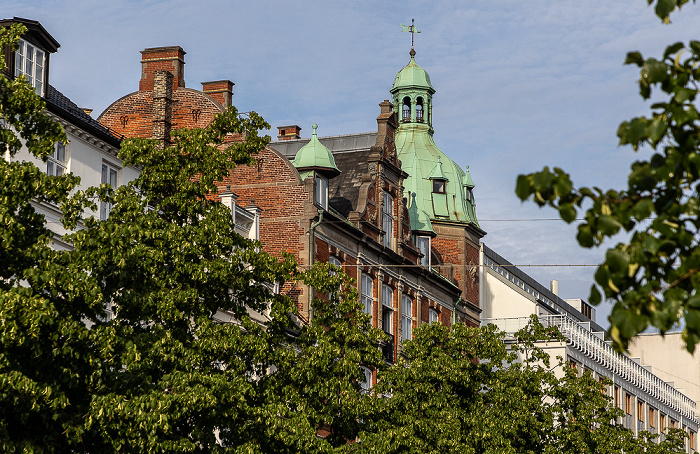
[96, 45, 484, 365]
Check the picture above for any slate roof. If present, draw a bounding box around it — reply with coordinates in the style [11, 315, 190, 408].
[270, 132, 378, 217]
[45, 85, 123, 148]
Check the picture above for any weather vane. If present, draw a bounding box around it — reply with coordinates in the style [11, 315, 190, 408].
[401, 19, 421, 49]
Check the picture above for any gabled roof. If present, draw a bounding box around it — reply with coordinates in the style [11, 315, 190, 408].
[0, 17, 60, 53]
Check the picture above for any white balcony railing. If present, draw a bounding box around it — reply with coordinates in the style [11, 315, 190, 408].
[482, 315, 698, 424]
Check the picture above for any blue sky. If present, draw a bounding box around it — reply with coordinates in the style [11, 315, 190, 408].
[8, 0, 700, 327]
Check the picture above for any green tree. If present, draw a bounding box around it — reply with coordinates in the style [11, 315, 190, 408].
[0, 24, 383, 451]
[0, 23, 95, 452]
[515, 0, 700, 351]
[356, 319, 687, 454]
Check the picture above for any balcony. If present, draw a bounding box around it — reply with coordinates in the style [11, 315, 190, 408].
[482, 315, 699, 425]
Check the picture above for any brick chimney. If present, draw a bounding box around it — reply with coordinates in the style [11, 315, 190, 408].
[277, 125, 302, 141]
[375, 100, 398, 149]
[140, 46, 186, 91]
[152, 70, 173, 146]
[201, 80, 234, 109]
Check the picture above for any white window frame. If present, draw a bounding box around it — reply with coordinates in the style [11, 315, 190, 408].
[382, 284, 393, 335]
[361, 273, 373, 320]
[382, 191, 394, 248]
[15, 38, 46, 96]
[100, 162, 119, 220]
[47, 142, 67, 176]
[429, 307, 439, 324]
[328, 256, 342, 300]
[401, 294, 412, 342]
[315, 174, 328, 209]
[415, 235, 430, 267]
[359, 366, 372, 394]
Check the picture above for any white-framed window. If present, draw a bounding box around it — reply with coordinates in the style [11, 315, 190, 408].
[315, 174, 328, 209]
[382, 284, 393, 335]
[15, 39, 46, 96]
[415, 235, 430, 267]
[359, 366, 372, 394]
[401, 294, 412, 342]
[328, 256, 341, 300]
[47, 142, 67, 176]
[361, 273, 373, 320]
[100, 162, 118, 220]
[429, 307, 439, 324]
[382, 191, 394, 248]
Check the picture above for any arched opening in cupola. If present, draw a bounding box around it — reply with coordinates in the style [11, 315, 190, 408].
[402, 97, 411, 122]
[416, 97, 424, 123]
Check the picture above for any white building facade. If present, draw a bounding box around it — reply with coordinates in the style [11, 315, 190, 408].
[480, 244, 699, 452]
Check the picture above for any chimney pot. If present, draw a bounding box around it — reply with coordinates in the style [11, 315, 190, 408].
[201, 80, 235, 109]
[139, 46, 186, 92]
[550, 280, 559, 296]
[277, 125, 301, 141]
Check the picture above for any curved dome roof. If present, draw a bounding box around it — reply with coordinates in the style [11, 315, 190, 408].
[291, 124, 341, 178]
[397, 123, 479, 227]
[391, 50, 434, 94]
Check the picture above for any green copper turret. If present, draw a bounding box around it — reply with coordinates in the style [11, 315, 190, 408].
[392, 49, 479, 228]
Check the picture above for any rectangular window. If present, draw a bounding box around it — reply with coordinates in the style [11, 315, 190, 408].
[382, 284, 393, 335]
[660, 413, 666, 433]
[382, 192, 394, 248]
[315, 174, 328, 209]
[638, 401, 644, 422]
[625, 394, 632, 415]
[47, 142, 67, 176]
[328, 256, 341, 300]
[415, 235, 430, 267]
[15, 39, 46, 96]
[690, 431, 696, 450]
[360, 366, 372, 394]
[649, 407, 656, 428]
[401, 294, 412, 342]
[429, 307, 439, 324]
[361, 273, 373, 320]
[100, 163, 118, 220]
[614, 386, 620, 408]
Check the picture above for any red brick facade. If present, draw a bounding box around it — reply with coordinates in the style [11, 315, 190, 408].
[97, 45, 469, 367]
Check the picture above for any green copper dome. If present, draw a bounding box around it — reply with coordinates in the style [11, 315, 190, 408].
[391, 49, 434, 93]
[397, 123, 479, 227]
[291, 124, 341, 179]
[392, 49, 479, 228]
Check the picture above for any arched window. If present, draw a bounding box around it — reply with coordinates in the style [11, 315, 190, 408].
[416, 97, 424, 123]
[402, 97, 411, 122]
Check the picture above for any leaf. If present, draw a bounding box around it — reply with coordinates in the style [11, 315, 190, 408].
[654, 0, 677, 21]
[625, 51, 644, 66]
[515, 174, 532, 201]
[558, 203, 577, 223]
[641, 59, 668, 85]
[663, 41, 685, 59]
[598, 215, 622, 236]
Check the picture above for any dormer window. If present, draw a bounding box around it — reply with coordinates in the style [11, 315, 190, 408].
[414, 235, 431, 267]
[315, 174, 328, 209]
[15, 38, 46, 96]
[433, 179, 446, 194]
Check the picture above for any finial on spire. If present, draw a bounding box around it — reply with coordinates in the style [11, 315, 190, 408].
[312, 123, 318, 137]
[401, 19, 421, 52]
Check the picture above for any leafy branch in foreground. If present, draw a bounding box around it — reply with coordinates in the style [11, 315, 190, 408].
[516, 3, 700, 352]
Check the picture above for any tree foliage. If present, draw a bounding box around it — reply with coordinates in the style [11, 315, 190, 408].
[515, 1, 700, 351]
[0, 24, 383, 451]
[356, 318, 687, 454]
